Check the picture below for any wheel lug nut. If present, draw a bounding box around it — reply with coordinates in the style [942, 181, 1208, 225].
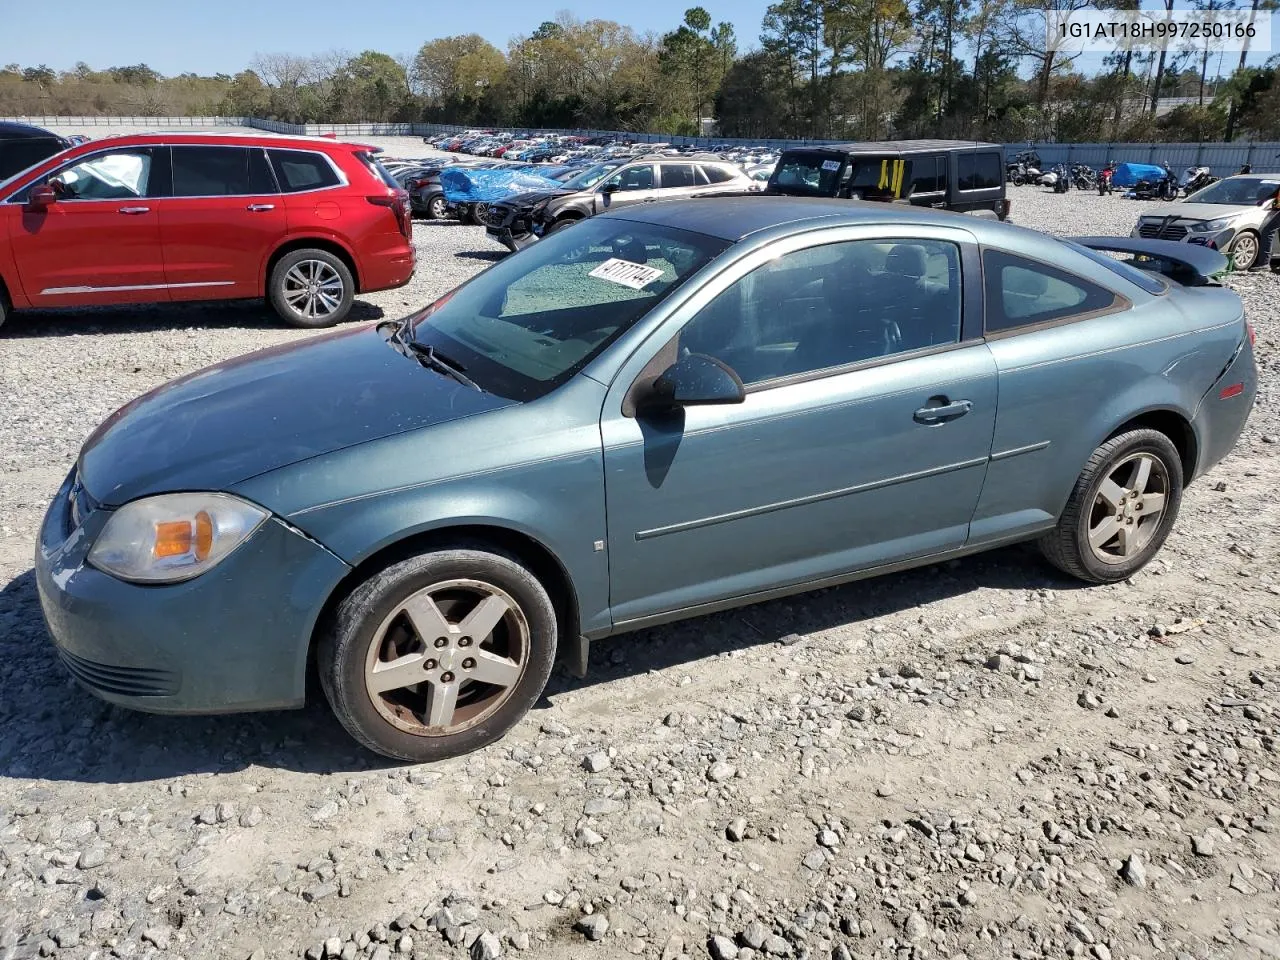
[462, 658, 475, 670]
[459, 636, 472, 647]
[441, 671, 455, 683]
[434, 637, 447, 648]
[425, 659, 437, 670]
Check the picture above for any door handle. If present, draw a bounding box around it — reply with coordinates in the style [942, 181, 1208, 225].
[914, 399, 972, 424]
[118, 206, 150, 215]
[246, 203, 275, 212]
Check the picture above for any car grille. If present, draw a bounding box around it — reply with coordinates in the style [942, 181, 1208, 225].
[59, 649, 181, 698]
[1138, 223, 1188, 241]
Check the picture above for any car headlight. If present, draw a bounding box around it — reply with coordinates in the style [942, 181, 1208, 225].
[88, 492, 268, 584]
[1190, 218, 1232, 233]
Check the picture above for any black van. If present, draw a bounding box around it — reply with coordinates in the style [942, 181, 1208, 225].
[766, 139, 1011, 220]
[0, 122, 71, 182]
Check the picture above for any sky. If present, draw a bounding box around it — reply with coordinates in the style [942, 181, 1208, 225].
[0, 0, 774, 76]
[0, 0, 1271, 79]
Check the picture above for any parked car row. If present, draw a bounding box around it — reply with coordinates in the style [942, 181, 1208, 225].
[0, 132, 416, 330]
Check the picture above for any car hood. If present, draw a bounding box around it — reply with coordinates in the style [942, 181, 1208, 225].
[1140, 202, 1257, 222]
[78, 324, 517, 507]
[498, 188, 575, 209]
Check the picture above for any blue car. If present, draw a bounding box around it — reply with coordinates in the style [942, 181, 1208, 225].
[36, 198, 1257, 762]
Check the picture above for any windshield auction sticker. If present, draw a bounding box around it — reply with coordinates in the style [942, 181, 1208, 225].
[589, 258, 667, 290]
[1046, 7, 1273, 54]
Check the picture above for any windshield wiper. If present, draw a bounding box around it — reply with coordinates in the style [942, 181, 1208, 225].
[379, 319, 483, 392]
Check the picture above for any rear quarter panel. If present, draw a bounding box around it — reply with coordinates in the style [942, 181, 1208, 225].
[971, 290, 1244, 543]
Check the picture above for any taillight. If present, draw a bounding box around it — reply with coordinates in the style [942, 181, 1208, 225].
[367, 193, 412, 240]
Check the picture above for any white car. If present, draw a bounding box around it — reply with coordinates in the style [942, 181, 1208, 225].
[1132, 174, 1280, 271]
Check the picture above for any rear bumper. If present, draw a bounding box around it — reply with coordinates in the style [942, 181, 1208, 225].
[360, 243, 416, 293]
[1191, 332, 1258, 480]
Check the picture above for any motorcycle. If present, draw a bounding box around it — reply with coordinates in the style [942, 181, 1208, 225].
[1179, 165, 1216, 196]
[1007, 150, 1043, 186]
[1071, 163, 1097, 191]
[1098, 163, 1115, 195]
[1131, 162, 1177, 201]
[1045, 162, 1070, 193]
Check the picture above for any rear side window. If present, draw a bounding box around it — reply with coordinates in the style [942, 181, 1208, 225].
[357, 151, 400, 189]
[910, 157, 947, 194]
[171, 146, 276, 196]
[984, 249, 1120, 333]
[661, 164, 698, 188]
[700, 164, 735, 184]
[267, 149, 342, 193]
[958, 153, 1002, 191]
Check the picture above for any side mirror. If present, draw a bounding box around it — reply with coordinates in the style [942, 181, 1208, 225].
[600, 182, 619, 194]
[28, 184, 57, 209]
[638, 354, 746, 413]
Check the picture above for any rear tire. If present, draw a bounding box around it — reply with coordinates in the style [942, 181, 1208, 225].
[426, 195, 447, 220]
[318, 546, 558, 763]
[0, 286, 8, 332]
[1039, 428, 1183, 584]
[268, 249, 355, 329]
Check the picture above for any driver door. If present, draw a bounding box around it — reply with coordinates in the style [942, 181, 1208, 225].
[7, 147, 169, 306]
[599, 225, 997, 628]
[593, 163, 657, 213]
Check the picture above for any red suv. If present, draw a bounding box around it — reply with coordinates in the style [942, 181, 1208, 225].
[0, 133, 415, 329]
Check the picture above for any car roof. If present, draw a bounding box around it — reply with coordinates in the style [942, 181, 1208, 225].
[51, 131, 367, 153]
[783, 139, 1000, 156]
[601, 195, 997, 242]
[0, 121, 64, 141]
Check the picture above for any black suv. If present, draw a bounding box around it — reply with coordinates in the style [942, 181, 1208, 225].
[0, 122, 71, 182]
[767, 140, 1011, 220]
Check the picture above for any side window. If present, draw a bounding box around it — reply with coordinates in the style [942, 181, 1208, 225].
[48, 150, 153, 201]
[267, 149, 342, 193]
[700, 164, 735, 184]
[910, 157, 946, 195]
[676, 238, 963, 387]
[984, 249, 1119, 334]
[661, 164, 698, 189]
[602, 164, 655, 191]
[958, 152, 1002, 191]
[171, 146, 275, 196]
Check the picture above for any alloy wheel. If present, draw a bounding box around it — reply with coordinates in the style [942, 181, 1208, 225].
[363, 579, 529, 736]
[282, 260, 345, 321]
[1231, 234, 1259, 271]
[1087, 453, 1169, 564]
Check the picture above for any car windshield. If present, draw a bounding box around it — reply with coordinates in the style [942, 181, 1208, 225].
[770, 153, 845, 195]
[558, 162, 620, 191]
[409, 218, 729, 402]
[1185, 177, 1280, 206]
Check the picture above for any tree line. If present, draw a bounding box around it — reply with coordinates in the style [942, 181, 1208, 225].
[2, 2, 1277, 143]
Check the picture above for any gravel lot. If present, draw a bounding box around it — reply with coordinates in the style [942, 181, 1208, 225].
[2, 172, 1279, 960]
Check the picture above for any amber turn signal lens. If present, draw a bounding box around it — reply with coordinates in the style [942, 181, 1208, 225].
[153, 520, 193, 558]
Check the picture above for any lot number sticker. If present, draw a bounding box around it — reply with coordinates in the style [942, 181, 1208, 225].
[589, 258, 667, 290]
[821, 159, 841, 171]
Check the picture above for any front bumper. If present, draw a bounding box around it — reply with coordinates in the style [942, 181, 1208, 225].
[34, 471, 350, 715]
[1132, 222, 1236, 252]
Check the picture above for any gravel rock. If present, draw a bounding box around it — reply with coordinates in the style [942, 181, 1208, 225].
[1, 167, 1278, 960]
[575, 914, 609, 941]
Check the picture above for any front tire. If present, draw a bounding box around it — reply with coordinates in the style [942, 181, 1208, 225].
[268, 249, 354, 329]
[1229, 230, 1261, 271]
[318, 546, 558, 763]
[1039, 429, 1183, 584]
[426, 195, 447, 220]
